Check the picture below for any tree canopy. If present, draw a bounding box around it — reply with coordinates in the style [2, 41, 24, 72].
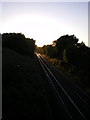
[41, 34, 90, 88]
[2, 33, 35, 56]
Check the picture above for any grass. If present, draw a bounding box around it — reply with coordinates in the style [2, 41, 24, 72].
[3, 48, 50, 120]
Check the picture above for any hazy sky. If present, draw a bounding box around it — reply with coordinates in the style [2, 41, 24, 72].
[0, 2, 88, 47]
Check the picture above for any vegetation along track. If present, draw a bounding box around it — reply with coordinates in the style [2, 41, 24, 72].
[36, 53, 90, 120]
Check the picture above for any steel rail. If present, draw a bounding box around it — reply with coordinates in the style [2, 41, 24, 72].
[41, 56, 89, 107]
[36, 54, 73, 120]
[41, 55, 89, 98]
[36, 53, 87, 120]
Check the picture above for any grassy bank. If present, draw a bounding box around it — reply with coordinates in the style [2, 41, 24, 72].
[3, 48, 50, 120]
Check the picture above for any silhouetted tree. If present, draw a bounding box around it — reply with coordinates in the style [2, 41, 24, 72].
[54, 34, 78, 59]
[2, 33, 35, 56]
[26, 38, 35, 55]
[41, 45, 57, 58]
[42, 45, 47, 55]
[41, 34, 90, 88]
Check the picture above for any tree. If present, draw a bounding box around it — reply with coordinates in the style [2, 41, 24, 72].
[54, 34, 78, 59]
[2, 33, 35, 56]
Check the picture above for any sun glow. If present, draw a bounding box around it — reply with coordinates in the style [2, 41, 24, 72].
[2, 13, 79, 47]
[2, 15, 65, 46]
[1, 2, 88, 47]
[2, 14, 59, 46]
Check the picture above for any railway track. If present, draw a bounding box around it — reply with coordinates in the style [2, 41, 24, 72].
[36, 53, 89, 120]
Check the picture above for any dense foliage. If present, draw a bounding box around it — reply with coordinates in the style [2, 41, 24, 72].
[2, 33, 35, 56]
[39, 34, 90, 89]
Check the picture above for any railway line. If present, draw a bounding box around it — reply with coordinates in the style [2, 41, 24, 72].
[36, 53, 89, 120]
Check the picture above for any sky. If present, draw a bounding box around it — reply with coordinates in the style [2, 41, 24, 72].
[0, 2, 88, 47]
[88, 1, 90, 47]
